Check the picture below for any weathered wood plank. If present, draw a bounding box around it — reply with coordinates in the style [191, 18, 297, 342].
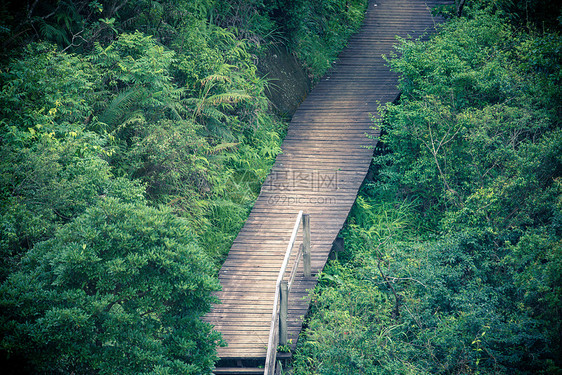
[204, 0, 450, 367]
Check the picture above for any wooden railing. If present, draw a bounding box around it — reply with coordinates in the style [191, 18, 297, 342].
[264, 211, 311, 375]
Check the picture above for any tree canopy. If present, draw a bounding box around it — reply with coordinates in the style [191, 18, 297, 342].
[1, 198, 222, 374]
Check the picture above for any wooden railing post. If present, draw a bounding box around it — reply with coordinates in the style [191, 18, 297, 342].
[279, 280, 289, 345]
[303, 214, 311, 278]
[265, 211, 305, 375]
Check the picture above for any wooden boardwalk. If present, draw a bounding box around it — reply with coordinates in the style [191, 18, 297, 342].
[206, 0, 448, 372]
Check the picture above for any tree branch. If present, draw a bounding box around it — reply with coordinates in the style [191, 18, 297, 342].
[456, 0, 467, 17]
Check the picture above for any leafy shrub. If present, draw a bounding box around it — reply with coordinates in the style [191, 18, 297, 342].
[1, 198, 222, 374]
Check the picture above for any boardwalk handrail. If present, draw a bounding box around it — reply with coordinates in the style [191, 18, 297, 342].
[264, 211, 311, 375]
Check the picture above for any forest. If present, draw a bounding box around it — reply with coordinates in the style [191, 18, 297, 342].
[0, 0, 560, 374]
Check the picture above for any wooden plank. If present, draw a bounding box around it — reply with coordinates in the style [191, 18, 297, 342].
[205, 0, 449, 367]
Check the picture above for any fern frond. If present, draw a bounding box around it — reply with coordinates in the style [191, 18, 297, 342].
[120, 111, 145, 128]
[200, 74, 231, 86]
[199, 105, 227, 121]
[207, 142, 239, 155]
[99, 87, 146, 128]
[205, 92, 251, 106]
[205, 122, 235, 142]
[37, 19, 69, 46]
[167, 102, 184, 121]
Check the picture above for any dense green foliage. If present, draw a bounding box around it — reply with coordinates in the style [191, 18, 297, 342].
[1, 198, 221, 374]
[0, 0, 367, 373]
[292, 4, 561, 375]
